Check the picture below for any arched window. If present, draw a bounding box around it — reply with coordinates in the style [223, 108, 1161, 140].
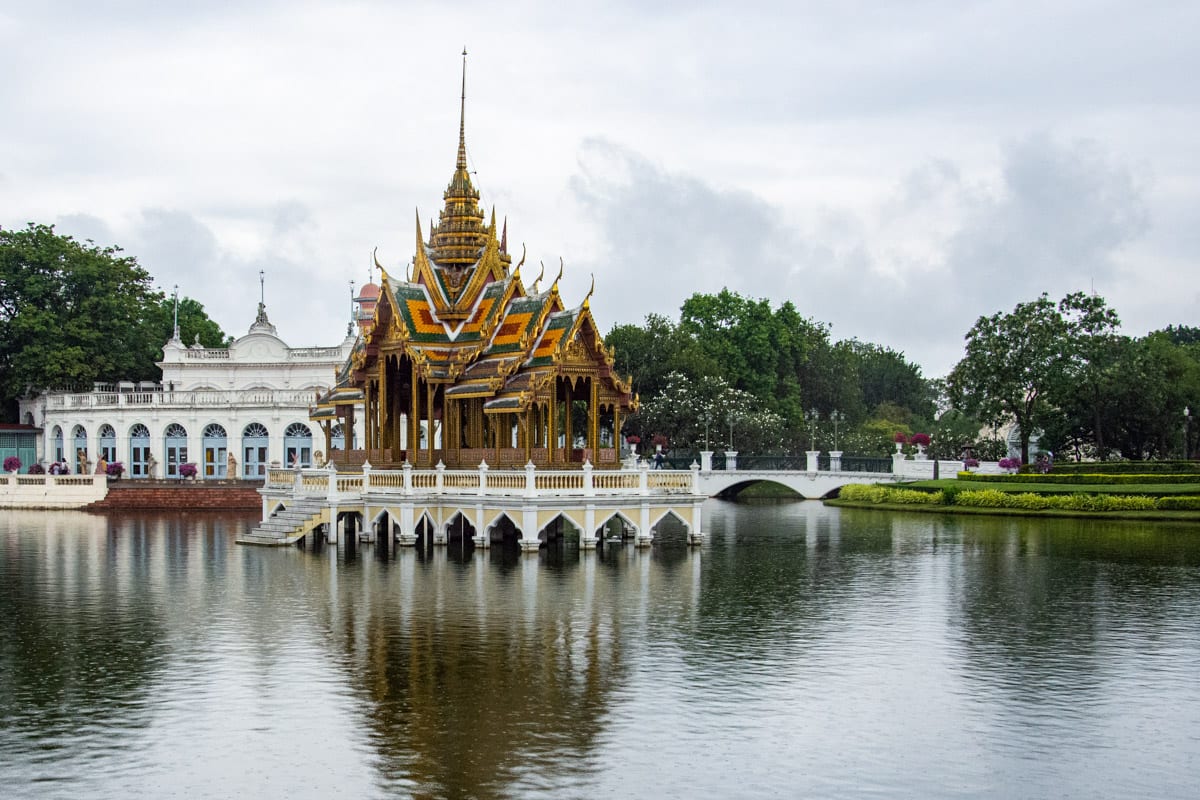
[129, 424, 151, 478]
[284, 422, 313, 468]
[242, 422, 269, 478]
[164, 423, 188, 478]
[72, 425, 88, 472]
[98, 424, 117, 464]
[202, 423, 228, 478]
[331, 423, 345, 452]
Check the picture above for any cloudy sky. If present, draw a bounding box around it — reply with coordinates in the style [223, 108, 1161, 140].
[2, 0, 1196, 376]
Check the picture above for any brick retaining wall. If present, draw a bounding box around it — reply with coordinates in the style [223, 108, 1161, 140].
[87, 480, 263, 511]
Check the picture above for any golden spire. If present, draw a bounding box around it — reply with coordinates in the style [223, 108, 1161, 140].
[430, 47, 486, 271]
[457, 47, 468, 172]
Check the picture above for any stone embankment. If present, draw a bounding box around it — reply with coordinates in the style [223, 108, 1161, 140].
[87, 480, 262, 511]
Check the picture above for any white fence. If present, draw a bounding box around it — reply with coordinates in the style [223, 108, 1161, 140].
[1, 473, 108, 508]
[266, 461, 701, 501]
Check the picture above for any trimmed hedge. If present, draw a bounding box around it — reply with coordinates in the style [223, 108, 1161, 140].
[1050, 461, 1200, 475]
[839, 484, 944, 505]
[958, 472, 1200, 486]
[838, 483, 1200, 513]
[1155, 496, 1200, 511]
[954, 490, 1156, 512]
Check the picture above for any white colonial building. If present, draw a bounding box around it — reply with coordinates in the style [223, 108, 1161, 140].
[19, 302, 361, 480]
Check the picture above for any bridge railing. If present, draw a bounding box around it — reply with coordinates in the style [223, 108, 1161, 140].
[268, 460, 703, 500]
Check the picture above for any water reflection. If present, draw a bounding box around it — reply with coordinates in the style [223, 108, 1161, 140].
[2, 505, 1199, 798]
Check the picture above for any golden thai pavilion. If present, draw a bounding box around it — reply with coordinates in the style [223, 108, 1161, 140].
[313, 81, 636, 470]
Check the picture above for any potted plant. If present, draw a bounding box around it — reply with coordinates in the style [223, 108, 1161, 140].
[625, 435, 640, 455]
[179, 462, 198, 480]
[4, 455, 20, 474]
[106, 461, 125, 480]
[893, 432, 908, 453]
[28, 463, 46, 475]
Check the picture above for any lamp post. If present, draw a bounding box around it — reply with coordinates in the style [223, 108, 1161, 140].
[804, 408, 819, 451]
[829, 410, 845, 452]
[172, 285, 180, 340]
[1185, 406, 1193, 460]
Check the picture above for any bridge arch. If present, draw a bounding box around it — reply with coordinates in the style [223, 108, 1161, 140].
[650, 508, 692, 544]
[444, 511, 477, 545]
[595, 510, 637, 539]
[538, 511, 583, 547]
[713, 479, 804, 499]
[485, 511, 521, 546]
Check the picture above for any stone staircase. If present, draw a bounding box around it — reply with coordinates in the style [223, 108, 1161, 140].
[238, 500, 327, 546]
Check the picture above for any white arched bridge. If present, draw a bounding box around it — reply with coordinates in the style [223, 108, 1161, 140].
[237, 454, 935, 550]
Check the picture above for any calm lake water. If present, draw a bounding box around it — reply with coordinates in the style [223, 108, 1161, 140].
[2, 502, 1199, 799]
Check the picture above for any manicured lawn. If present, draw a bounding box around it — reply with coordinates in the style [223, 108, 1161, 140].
[824, 497, 1200, 522]
[902, 479, 1200, 496]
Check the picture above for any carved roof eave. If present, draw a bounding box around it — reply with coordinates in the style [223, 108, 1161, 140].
[452, 214, 507, 312]
[411, 213, 451, 314]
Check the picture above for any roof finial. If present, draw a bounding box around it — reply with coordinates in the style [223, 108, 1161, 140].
[457, 47, 468, 171]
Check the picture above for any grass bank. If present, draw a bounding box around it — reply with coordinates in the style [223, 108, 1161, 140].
[824, 496, 1200, 523]
[827, 481, 1200, 522]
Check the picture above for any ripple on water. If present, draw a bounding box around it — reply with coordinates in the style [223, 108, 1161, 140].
[3, 507, 1200, 799]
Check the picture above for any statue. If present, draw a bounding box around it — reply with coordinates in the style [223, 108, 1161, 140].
[227, 451, 238, 478]
[147, 452, 158, 479]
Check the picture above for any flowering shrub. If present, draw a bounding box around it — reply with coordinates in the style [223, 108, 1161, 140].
[963, 458, 980, 468]
[28, 463, 46, 474]
[3, 456, 20, 472]
[179, 462, 198, 478]
[998, 457, 1022, 471]
[106, 462, 125, 478]
[651, 434, 669, 449]
[893, 432, 909, 444]
[625, 435, 641, 445]
[910, 433, 931, 447]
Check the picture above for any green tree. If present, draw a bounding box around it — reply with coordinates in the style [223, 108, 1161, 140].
[678, 290, 813, 432]
[947, 294, 1068, 463]
[606, 314, 716, 400]
[0, 223, 227, 419]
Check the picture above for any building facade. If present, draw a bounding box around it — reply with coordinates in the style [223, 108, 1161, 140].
[19, 305, 358, 479]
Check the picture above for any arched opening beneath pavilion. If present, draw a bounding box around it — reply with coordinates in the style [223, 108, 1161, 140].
[596, 511, 636, 545]
[537, 511, 583, 548]
[650, 509, 692, 547]
[485, 512, 521, 547]
[445, 511, 476, 546]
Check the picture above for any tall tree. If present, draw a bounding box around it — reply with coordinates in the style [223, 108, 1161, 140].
[0, 223, 227, 419]
[1055, 291, 1122, 457]
[948, 294, 1068, 463]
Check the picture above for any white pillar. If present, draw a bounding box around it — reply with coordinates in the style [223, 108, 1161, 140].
[637, 502, 653, 548]
[524, 461, 537, 498]
[829, 450, 843, 472]
[582, 460, 594, 497]
[581, 504, 598, 549]
[723, 450, 738, 470]
[688, 501, 705, 545]
[398, 503, 417, 546]
[520, 505, 540, 552]
[699, 450, 713, 472]
[805, 450, 819, 472]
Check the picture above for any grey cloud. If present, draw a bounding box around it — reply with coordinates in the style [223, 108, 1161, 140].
[570, 133, 1153, 377]
[946, 133, 1149, 305]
